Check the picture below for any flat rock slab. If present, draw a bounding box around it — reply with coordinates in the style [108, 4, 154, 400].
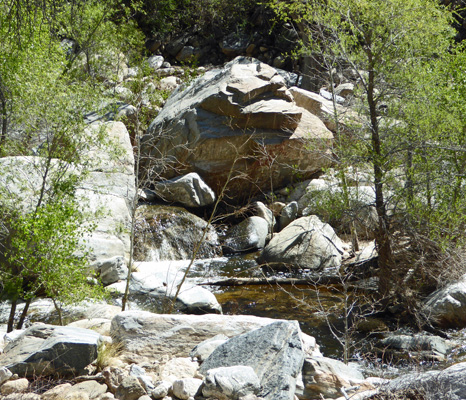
[199, 320, 305, 400]
[111, 312, 291, 362]
[0, 324, 102, 377]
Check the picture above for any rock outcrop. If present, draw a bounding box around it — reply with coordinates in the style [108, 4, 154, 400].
[258, 215, 344, 270]
[0, 324, 102, 377]
[200, 321, 305, 400]
[142, 56, 333, 201]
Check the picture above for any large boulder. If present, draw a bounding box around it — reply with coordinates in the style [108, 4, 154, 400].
[199, 321, 305, 400]
[423, 275, 466, 328]
[142, 56, 333, 202]
[134, 205, 219, 262]
[110, 312, 309, 363]
[300, 357, 364, 399]
[223, 216, 269, 253]
[0, 121, 136, 284]
[258, 215, 344, 270]
[0, 324, 102, 377]
[379, 362, 466, 400]
[148, 172, 216, 208]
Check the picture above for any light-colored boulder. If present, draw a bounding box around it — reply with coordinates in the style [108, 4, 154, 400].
[0, 367, 12, 385]
[41, 383, 73, 400]
[110, 312, 291, 363]
[142, 57, 333, 202]
[177, 286, 222, 314]
[258, 216, 344, 270]
[253, 201, 275, 232]
[424, 275, 466, 328]
[3, 393, 40, 400]
[200, 321, 305, 400]
[223, 216, 269, 253]
[301, 357, 364, 399]
[147, 55, 164, 71]
[0, 378, 29, 395]
[0, 324, 102, 377]
[203, 366, 261, 400]
[150, 173, 216, 208]
[172, 378, 203, 400]
[67, 318, 112, 336]
[65, 381, 108, 400]
[278, 201, 298, 231]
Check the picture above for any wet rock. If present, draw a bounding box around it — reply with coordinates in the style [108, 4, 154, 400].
[142, 56, 333, 201]
[203, 366, 261, 400]
[115, 376, 146, 400]
[258, 216, 344, 270]
[172, 378, 203, 399]
[0, 324, 102, 377]
[149, 173, 216, 208]
[301, 357, 364, 399]
[111, 312, 289, 362]
[200, 321, 305, 400]
[134, 205, 218, 262]
[223, 216, 269, 253]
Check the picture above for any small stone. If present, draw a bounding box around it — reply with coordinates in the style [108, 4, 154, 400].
[151, 380, 172, 399]
[115, 376, 146, 400]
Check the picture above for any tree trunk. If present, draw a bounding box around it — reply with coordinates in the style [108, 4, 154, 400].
[7, 299, 17, 333]
[16, 298, 31, 329]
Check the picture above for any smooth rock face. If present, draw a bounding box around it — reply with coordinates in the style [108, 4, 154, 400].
[150, 172, 216, 208]
[424, 275, 466, 328]
[258, 215, 344, 270]
[203, 366, 261, 400]
[223, 216, 269, 253]
[200, 321, 305, 400]
[301, 357, 364, 399]
[380, 362, 466, 400]
[0, 324, 102, 377]
[143, 56, 333, 201]
[110, 312, 289, 362]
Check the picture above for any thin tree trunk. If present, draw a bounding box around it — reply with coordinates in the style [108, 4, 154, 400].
[7, 299, 17, 333]
[16, 297, 31, 329]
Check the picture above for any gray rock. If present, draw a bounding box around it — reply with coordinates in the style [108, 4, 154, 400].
[203, 366, 261, 400]
[151, 173, 216, 208]
[0, 324, 102, 377]
[278, 201, 298, 231]
[379, 334, 451, 360]
[258, 216, 344, 270]
[172, 378, 203, 400]
[380, 362, 466, 400]
[424, 275, 466, 328]
[223, 216, 269, 253]
[253, 201, 275, 233]
[176, 46, 195, 62]
[0, 367, 12, 385]
[200, 321, 305, 400]
[110, 312, 289, 363]
[190, 334, 229, 362]
[147, 55, 164, 70]
[301, 357, 364, 399]
[115, 376, 146, 400]
[130, 364, 155, 393]
[334, 83, 354, 99]
[142, 57, 333, 202]
[220, 33, 250, 57]
[177, 286, 222, 314]
[150, 381, 172, 399]
[98, 256, 128, 285]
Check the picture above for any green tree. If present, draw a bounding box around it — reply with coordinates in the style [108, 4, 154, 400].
[271, 0, 460, 302]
